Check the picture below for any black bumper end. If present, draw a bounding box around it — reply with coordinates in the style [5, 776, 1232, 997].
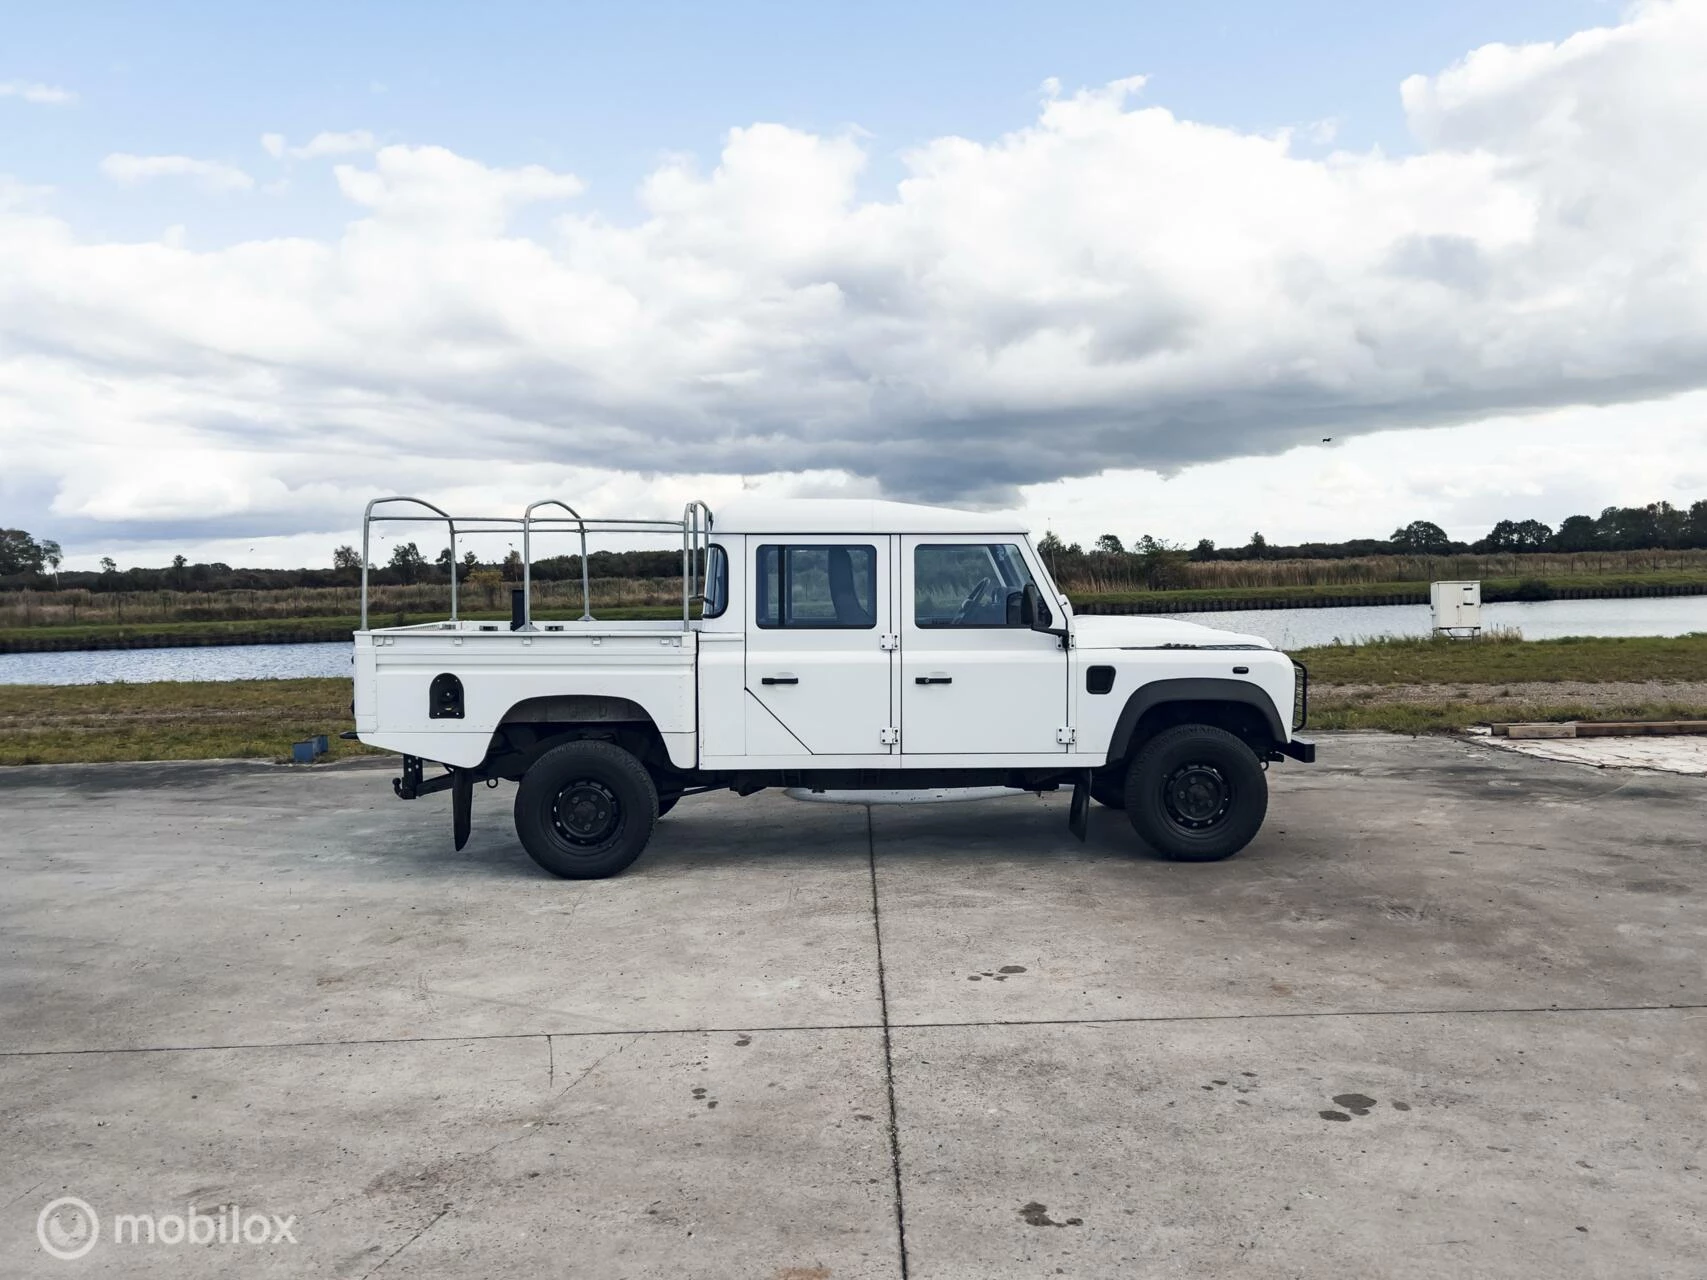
[1277, 737, 1316, 763]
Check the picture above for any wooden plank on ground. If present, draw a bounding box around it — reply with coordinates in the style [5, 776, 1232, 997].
[1493, 719, 1707, 738]
[1572, 720, 1707, 737]
[1501, 722, 1577, 739]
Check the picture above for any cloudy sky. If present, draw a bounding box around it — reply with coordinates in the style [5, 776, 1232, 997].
[4, 0, 1706, 570]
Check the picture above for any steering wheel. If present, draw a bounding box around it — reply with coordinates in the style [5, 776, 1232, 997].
[951, 577, 993, 625]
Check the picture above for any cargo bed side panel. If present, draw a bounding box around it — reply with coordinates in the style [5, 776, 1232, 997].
[357, 630, 698, 769]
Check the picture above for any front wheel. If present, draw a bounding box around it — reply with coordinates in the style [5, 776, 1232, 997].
[1123, 724, 1267, 862]
[514, 740, 658, 879]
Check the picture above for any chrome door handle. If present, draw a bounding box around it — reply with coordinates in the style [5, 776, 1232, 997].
[914, 675, 952, 685]
[761, 675, 799, 685]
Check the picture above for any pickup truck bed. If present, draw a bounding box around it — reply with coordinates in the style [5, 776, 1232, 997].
[355, 621, 699, 770]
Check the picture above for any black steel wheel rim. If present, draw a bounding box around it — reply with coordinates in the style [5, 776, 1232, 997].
[553, 779, 622, 847]
[1162, 762, 1232, 831]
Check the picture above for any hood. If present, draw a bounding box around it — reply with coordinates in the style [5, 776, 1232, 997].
[1070, 614, 1273, 650]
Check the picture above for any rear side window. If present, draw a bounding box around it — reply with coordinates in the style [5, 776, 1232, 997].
[914, 543, 1044, 628]
[755, 545, 876, 628]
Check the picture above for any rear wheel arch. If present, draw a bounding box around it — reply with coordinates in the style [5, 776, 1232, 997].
[483, 696, 680, 786]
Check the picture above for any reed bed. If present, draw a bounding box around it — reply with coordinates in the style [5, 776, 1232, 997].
[0, 576, 684, 630]
[1059, 548, 1707, 594]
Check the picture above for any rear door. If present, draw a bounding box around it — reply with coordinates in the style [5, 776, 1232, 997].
[744, 537, 895, 756]
[900, 537, 1067, 755]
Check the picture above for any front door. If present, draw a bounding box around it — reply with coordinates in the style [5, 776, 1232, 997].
[744, 536, 895, 756]
[900, 537, 1067, 755]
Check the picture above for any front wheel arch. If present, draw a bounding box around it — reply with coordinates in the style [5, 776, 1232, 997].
[1107, 686, 1285, 768]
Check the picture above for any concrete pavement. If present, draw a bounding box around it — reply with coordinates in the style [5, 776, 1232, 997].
[1, 733, 1702, 1277]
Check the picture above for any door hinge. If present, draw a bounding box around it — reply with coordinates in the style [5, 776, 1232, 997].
[1056, 726, 1076, 745]
[879, 633, 899, 651]
[880, 727, 899, 745]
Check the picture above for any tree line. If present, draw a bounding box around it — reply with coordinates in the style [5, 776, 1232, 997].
[1032, 499, 1707, 589]
[3, 497, 1704, 593]
[0, 528, 687, 593]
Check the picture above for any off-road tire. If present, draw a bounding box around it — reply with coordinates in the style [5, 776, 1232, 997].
[514, 740, 659, 879]
[1123, 724, 1267, 862]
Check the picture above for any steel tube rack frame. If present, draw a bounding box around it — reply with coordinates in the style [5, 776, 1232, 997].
[359, 496, 715, 632]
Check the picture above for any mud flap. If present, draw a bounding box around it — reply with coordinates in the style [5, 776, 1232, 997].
[452, 770, 473, 851]
[1068, 770, 1090, 843]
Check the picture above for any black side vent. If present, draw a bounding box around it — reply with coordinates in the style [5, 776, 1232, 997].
[1086, 665, 1116, 695]
[429, 672, 465, 720]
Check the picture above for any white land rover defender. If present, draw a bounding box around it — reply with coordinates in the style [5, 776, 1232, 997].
[351, 497, 1313, 878]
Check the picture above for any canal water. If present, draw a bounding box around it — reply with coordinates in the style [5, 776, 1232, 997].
[2, 595, 1704, 685]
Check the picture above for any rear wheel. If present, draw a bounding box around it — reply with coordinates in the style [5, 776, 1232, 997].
[1123, 724, 1267, 862]
[514, 740, 658, 879]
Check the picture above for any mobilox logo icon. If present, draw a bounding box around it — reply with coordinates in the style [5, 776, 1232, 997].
[34, 1194, 299, 1260]
[37, 1197, 99, 1261]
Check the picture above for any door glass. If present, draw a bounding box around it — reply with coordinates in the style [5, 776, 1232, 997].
[756, 545, 877, 628]
[914, 544, 1039, 627]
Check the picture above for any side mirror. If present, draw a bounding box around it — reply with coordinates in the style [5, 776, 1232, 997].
[1023, 582, 1065, 642]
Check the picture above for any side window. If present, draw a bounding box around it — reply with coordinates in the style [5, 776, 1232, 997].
[914, 543, 1045, 628]
[701, 544, 728, 619]
[755, 544, 877, 629]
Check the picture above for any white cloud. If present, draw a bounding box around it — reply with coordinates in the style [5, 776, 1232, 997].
[291, 129, 378, 159]
[99, 153, 254, 192]
[262, 129, 379, 160]
[0, 81, 75, 105]
[7, 0, 1707, 558]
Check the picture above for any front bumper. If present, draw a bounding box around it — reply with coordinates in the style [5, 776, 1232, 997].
[1277, 736, 1316, 763]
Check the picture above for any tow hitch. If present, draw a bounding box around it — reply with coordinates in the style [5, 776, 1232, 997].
[393, 755, 475, 851]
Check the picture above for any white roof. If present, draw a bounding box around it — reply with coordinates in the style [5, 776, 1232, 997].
[710, 498, 1028, 536]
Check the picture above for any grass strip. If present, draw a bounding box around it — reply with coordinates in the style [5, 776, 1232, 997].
[0, 678, 372, 766]
[1293, 632, 1707, 684]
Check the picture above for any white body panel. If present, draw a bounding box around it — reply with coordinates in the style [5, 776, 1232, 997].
[1067, 616, 1296, 758]
[353, 502, 1302, 772]
[742, 534, 895, 757]
[898, 534, 1068, 754]
[357, 622, 698, 769]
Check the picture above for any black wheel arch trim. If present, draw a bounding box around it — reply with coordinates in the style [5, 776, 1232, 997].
[1105, 678, 1289, 766]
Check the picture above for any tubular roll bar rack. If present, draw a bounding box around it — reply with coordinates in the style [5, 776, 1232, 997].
[359, 496, 715, 632]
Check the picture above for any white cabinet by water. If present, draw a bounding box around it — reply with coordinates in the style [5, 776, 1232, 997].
[1431, 580, 1482, 634]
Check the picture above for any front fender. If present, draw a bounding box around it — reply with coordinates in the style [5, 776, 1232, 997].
[1105, 677, 1288, 765]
